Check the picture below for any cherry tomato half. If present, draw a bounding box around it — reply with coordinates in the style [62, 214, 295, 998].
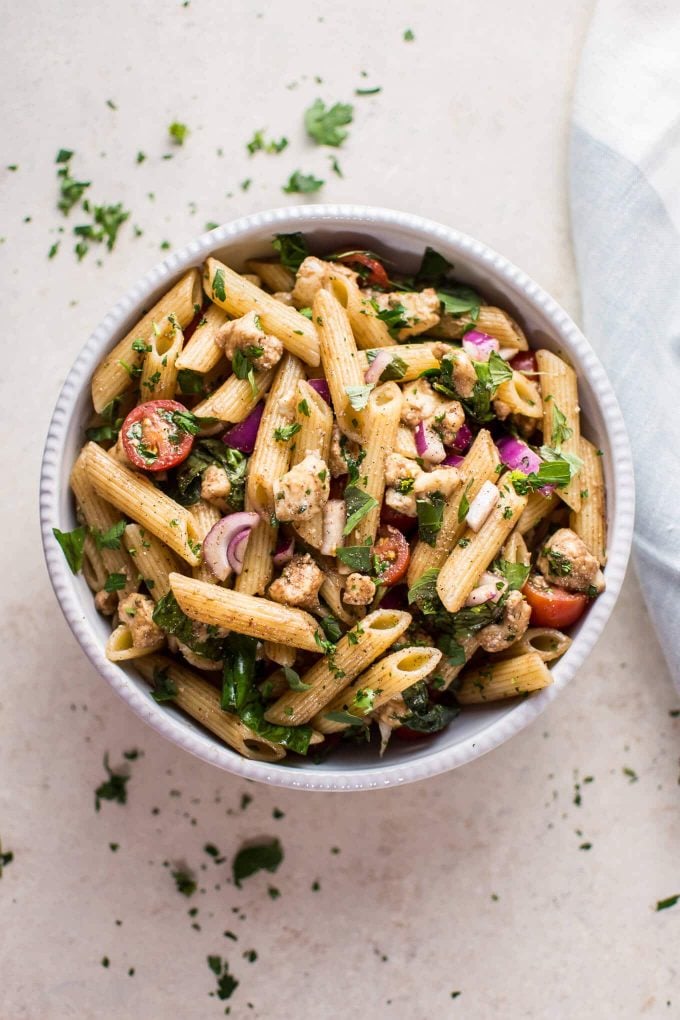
[121, 399, 195, 471]
[334, 252, 390, 289]
[509, 351, 538, 375]
[373, 525, 410, 586]
[522, 574, 588, 628]
[380, 502, 418, 533]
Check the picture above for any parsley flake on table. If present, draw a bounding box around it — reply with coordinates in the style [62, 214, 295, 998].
[403, 28, 415, 41]
[207, 955, 239, 1001]
[656, 894, 680, 911]
[304, 99, 353, 146]
[232, 838, 283, 888]
[94, 754, 130, 811]
[168, 121, 188, 145]
[246, 130, 288, 155]
[0, 840, 13, 877]
[283, 171, 325, 194]
[172, 867, 197, 897]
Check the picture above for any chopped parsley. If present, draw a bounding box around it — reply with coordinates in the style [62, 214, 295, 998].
[403, 28, 415, 41]
[94, 754, 130, 811]
[336, 539, 373, 573]
[355, 86, 382, 96]
[177, 368, 206, 395]
[298, 398, 310, 417]
[283, 170, 325, 194]
[343, 486, 378, 535]
[370, 298, 410, 338]
[246, 130, 288, 155]
[103, 572, 127, 592]
[365, 350, 407, 381]
[272, 232, 309, 271]
[168, 121, 188, 145]
[232, 838, 283, 888]
[656, 895, 680, 912]
[274, 422, 302, 442]
[304, 99, 354, 146]
[492, 558, 530, 590]
[543, 547, 572, 577]
[416, 492, 446, 546]
[212, 267, 226, 302]
[457, 478, 474, 523]
[53, 526, 87, 573]
[232, 345, 263, 397]
[151, 666, 178, 703]
[282, 666, 311, 692]
[93, 519, 127, 550]
[207, 955, 239, 1000]
[345, 384, 374, 410]
[551, 403, 573, 449]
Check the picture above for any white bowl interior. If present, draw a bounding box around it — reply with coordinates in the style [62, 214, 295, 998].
[41, 206, 634, 790]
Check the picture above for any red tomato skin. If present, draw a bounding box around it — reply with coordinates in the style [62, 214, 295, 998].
[373, 526, 410, 586]
[121, 399, 194, 472]
[380, 502, 418, 533]
[335, 253, 390, 288]
[509, 351, 538, 375]
[523, 576, 588, 628]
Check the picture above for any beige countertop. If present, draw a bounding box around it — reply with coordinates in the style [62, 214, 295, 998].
[1, 1, 678, 1017]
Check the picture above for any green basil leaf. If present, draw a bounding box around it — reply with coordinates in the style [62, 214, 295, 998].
[343, 486, 378, 536]
[53, 526, 87, 573]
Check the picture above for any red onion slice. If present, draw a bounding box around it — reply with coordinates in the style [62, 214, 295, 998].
[450, 422, 473, 453]
[442, 453, 465, 468]
[364, 350, 393, 384]
[496, 435, 541, 476]
[273, 536, 295, 567]
[203, 511, 260, 581]
[222, 403, 264, 453]
[415, 421, 446, 464]
[308, 378, 332, 405]
[462, 330, 500, 362]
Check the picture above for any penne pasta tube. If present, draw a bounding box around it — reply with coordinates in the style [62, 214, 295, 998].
[245, 259, 296, 293]
[189, 500, 222, 583]
[123, 523, 182, 600]
[320, 571, 359, 626]
[407, 429, 500, 587]
[431, 306, 528, 349]
[191, 366, 275, 421]
[500, 627, 572, 664]
[536, 349, 582, 512]
[70, 450, 138, 596]
[328, 274, 396, 349]
[91, 268, 202, 413]
[264, 608, 412, 725]
[169, 573, 322, 651]
[175, 303, 228, 374]
[455, 651, 552, 703]
[347, 382, 402, 545]
[313, 646, 442, 733]
[570, 437, 607, 566]
[135, 654, 286, 761]
[139, 315, 183, 401]
[83, 443, 201, 566]
[438, 636, 481, 690]
[234, 496, 277, 596]
[106, 624, 164, 660]
[313, 288, 370, 442]
[516, 490, 558, 534]
[502, 530, 531, 566]
[357, 343, 442, 382]
[204, 257, 320, 366]
[291, 379, 333, 466]
[494, 370, 542, 419]
[246, 353, 306, 515]
[436, 481, 527, 612]
[395, 424, 419, 459]
[82, 534, 108, 592]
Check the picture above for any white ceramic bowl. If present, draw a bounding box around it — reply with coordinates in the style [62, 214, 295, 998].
[40, 205, 635, 791]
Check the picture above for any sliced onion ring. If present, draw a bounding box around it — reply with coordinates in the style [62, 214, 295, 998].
[496, 435, 541, 476]
[415, 421, 446, 464]
[203, 511, 260, 580]
[364, 350, 393, 384]
[273, 536, 295, 567]
[450, 422, 473, 453]
[308, 378, 332, 405]
[465, 571, 508, 607]
[222, 403, 264, 453]
[442, 452, 465, 468]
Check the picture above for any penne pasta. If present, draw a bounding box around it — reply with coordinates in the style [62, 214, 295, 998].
[189, 499, 222, 583]
[191, 366, 275, 422]
[204, 257, 320, 366]
[347, 382, 402, 545]
[327, 274, 396, 348]
[494, 370, 542, 419]
[536, 349, 582, 512]
[123, 523, 183, 600]
[135, 654, 286, 761]
[234, 495, 278, 596]
[570, 437, 607, 565]
[500, 627, 572, 663]
[456, 652, 552, 703]
[516, 490, 558, 535]
[91, 268, 202, 413]
[245, 259, 296, 293]
[170, 573, 322, 651]
[175, 303, 229, 374]
[264, 608, 412, 725]
[313, 646, 442, 733]
[313, 287, 370, 442]
[83, 442, 201, 566]
[139, 315, 184, 401]
[246, 353, 306, 515]
[106, 624, 164, 660]
[291, 379, 333, 466]
[407, 429, 500, 587]
[436, 481, 527, 612]
[357, 343, 442, 382]
[431, 305, 529, 350]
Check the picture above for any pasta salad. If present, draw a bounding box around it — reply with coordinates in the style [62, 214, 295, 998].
[55, 233, 607, 764]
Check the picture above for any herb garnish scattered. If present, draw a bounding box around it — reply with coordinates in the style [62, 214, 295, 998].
[416, 491, 446, 546]
[169, 439, 247, 510]
[207, 955, 239, 1000]
[172, 868, 197, 896]
[93, 519, 127, 550]
[246, 130, 288, 155]
[283, 171, 324, 194]
[304, 99, 354, 146]
[94, 754, 130, 811]
[274, 423, 302, 442]
[168, 121, 188, 145]
[104, 572, 127, 593]
[153, 592, 227, 660]
[232, 838, 283, 888]
[283, 666, 311, 692]
[151, 666, 178, 703]
[272, 232, 309, 271]
[551, 403, 573, 449]
[365, 350, 407, 381]
[401, 681, 458, 733]
[53, 526, 87, 573]
[407, 568, 440, 614]
[336, 539, 373, 573]
[345, 384, 374, 411]
[343, 486, 378, 535]
[656, 895, 680, 912]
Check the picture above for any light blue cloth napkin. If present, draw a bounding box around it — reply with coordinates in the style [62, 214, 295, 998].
[570, 0, 680, 686]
